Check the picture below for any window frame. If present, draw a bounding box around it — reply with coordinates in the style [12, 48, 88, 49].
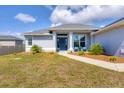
[28, 37, 32, 46]
[73, 34, 86, 50]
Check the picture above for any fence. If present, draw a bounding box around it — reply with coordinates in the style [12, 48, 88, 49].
[0, 45, 25, 56]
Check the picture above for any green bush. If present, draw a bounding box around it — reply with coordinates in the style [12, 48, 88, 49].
[109, 56, 117, 62]
[31, 45, 42, 55]
[78, 51, 85, 56]
[67, 50, 72, 54]
[89, 43, 104, 55]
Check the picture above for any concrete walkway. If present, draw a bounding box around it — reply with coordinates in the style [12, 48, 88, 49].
[58, 52, 124, 72]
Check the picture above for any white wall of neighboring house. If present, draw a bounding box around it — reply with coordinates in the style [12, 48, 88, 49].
[92, 26, 124, 57]
[0, 40, 23, 47]
[0, 40, 16, 46]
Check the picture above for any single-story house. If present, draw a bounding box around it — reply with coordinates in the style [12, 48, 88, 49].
[0, 35, 23, 47]
[24, 18, 124, 57]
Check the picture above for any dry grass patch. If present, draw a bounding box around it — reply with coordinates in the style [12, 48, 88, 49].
[0, 52, 123, 87]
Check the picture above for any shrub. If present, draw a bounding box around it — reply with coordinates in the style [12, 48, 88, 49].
[31, 45, 42, 55]
[109, 56, 117, 62]
[67, 50, 72, 54]
[89, 43, 104, 55]
[78, 51, 85, 56]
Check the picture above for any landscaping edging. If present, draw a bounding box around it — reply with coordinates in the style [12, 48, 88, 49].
[58, 52, 124, 72]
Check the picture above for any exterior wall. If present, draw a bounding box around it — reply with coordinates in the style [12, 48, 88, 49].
[92, 26, 124, 57]
[0, 40, 16, 46]
[25, 31, 91, 52]
[25, 35, 56, 52]
[86, 34, 91, 49]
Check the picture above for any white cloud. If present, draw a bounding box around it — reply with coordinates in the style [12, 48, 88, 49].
[15, 13, 36, 23]
[50, 5, 124, 26]
[50, 23, 62, 27]
[100, 25, 105, 28]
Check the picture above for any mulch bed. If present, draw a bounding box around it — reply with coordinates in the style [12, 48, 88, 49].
[72, 52, 124, 63]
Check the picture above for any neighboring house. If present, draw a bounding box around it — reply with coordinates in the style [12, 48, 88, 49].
[92, 18, 124, 57]
[0, 35, 23, 46]
[0, 35, 24, 55]
[24, 18, 124, 57]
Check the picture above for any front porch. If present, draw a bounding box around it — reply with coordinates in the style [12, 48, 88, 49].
[55, 32, 91, 52]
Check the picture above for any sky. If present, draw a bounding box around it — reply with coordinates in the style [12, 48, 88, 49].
[0, 5, 124, 38]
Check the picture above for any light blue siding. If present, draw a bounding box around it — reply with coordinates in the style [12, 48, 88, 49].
[93, 26, 124, 57]
[25, 35, 56, 52]
[86, 34, 91, 49]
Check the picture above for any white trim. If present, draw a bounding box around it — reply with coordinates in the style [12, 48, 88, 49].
[24, 34, 52, 36]
[42, 48, 56, 52]
[26, 47, 56, 52]
[53, 32, 57, 51]
[68, 32, 73, 51]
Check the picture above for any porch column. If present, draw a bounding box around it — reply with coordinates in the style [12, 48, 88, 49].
[69, 32, 73, 51]
[53, 32, 57, 52]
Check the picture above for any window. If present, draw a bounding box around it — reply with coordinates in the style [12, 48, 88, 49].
[73, 34, 86, 51]
[28, 38, 32, 45]
[80, 35, 85, 47]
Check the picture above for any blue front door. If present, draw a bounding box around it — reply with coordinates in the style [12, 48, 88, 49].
[57, 37, 68, 51]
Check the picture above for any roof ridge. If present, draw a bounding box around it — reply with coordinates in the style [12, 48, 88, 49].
[53, 23, 97, 26]
[0, 35, 22, 40]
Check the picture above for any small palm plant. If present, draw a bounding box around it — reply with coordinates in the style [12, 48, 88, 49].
[31, 45, 42, 55]
[89, 43, 104, 55]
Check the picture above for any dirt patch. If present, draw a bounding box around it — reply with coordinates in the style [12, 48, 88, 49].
[72, 52, 124, 63]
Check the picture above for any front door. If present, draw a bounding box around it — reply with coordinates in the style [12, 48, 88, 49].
[57, 37, 68, 51]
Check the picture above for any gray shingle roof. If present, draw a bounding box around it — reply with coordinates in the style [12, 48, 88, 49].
[92, 18, 124, 35]
[0, 35, 22, 41]
[24, 29, 51, 35]
[49, 24, 98, 31]
[24, 24, 98, 35]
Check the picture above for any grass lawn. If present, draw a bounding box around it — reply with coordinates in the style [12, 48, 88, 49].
[0, 52, 124, 88]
